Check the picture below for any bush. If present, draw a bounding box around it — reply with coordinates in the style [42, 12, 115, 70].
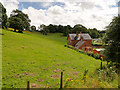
[97, 66, 117, 82]
[67, 45, 69, 48]
[65, 45, 75, 50]
[93, 53, 100, 59]
[87, 52, 93, 56]
[90, 53, 94, 57]
[68, 45, 73, 49]
[78, 49, 84, 53]
[84, 51, 88, 55]
[65, 45, 102, 60]
[76, 49, 79, 52]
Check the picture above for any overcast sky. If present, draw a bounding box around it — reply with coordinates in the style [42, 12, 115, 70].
[0, 0, 119, 30]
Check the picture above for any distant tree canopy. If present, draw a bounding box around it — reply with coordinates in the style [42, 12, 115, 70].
[88, 28, 99, 38]
[104, 16, 120, 64]
[9, 9, 31, 33]
[47, 24, 56, 33]
[47, 24, 66, 33]
[37, 23, 104, 37]
[31, 25, 36, 31]
[98, 30, 106, 37]
[39, 24, 49, 35]
[0, 2, 8, 28]
[63, 25, 72, 36]
[72, 24, 88, 33]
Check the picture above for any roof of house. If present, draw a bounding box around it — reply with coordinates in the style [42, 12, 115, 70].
[69, 33, 92, 40]
[75, 41, 85, 49]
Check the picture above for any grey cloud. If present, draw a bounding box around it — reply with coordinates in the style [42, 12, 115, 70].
[81, 2, 94, 10]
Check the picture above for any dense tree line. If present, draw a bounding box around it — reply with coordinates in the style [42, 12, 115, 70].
[36, 24, 105, 38]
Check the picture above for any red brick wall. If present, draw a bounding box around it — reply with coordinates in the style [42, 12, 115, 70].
[83, 40, 92, 44]
[79, 42, 93, 51]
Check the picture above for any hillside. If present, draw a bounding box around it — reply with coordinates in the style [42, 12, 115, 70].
[2, 29, 117, 88]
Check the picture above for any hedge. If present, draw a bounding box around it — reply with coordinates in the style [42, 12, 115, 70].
[65, 44, 102, 60]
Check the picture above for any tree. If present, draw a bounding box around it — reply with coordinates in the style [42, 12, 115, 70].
[47, 24, 66, 33]
[104, 16, 120, 64]
[88, 28, 99, 38]
[9, 9, 31, 32]
[72, 24, 88, 33]
[40, 24, 49, 35]
[63, 25, 72, 36]
[57, 25, 64, 33]
[9, 17, 24, 33]
[0, 2, 8, 28]
[31, 25, 36, 31]
[98, 30, 106, 37]
[102, 33, 109, 44]
[47, 24, 56, 33]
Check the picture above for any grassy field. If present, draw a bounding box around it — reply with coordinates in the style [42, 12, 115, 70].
[2, 29, 118, 88]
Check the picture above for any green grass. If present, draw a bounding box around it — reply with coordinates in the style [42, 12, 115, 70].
[2, 29, 118, 88]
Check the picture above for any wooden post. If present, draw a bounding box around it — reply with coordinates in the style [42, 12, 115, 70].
[27, 80, 30, 90]
[60, 72, 63, 89]
[101, 61, 102, 70]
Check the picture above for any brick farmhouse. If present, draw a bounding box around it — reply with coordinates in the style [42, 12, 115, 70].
[67, 33, 93, 51]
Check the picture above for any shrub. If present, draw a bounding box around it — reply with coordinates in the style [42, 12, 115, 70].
[84, 51, 88, 55]
[87, 52, 93, 56]
[87, 52, 90, 56]
[71, 46, 74, 49]
[68, 45, 73, 49]
[64, 45, 67, 47]
[76, 49, 79, 52]
[90, 53, 94, 57]
[66, 45, 102, 60]
[93, 53, 100, 59]
[97, 66, 117, 82]
[78, 49, 84, 53]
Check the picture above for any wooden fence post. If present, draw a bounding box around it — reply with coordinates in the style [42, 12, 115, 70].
[27, 80, 30, 90]
[101, 61, 102, 70]
[60, 72, 63, 89]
